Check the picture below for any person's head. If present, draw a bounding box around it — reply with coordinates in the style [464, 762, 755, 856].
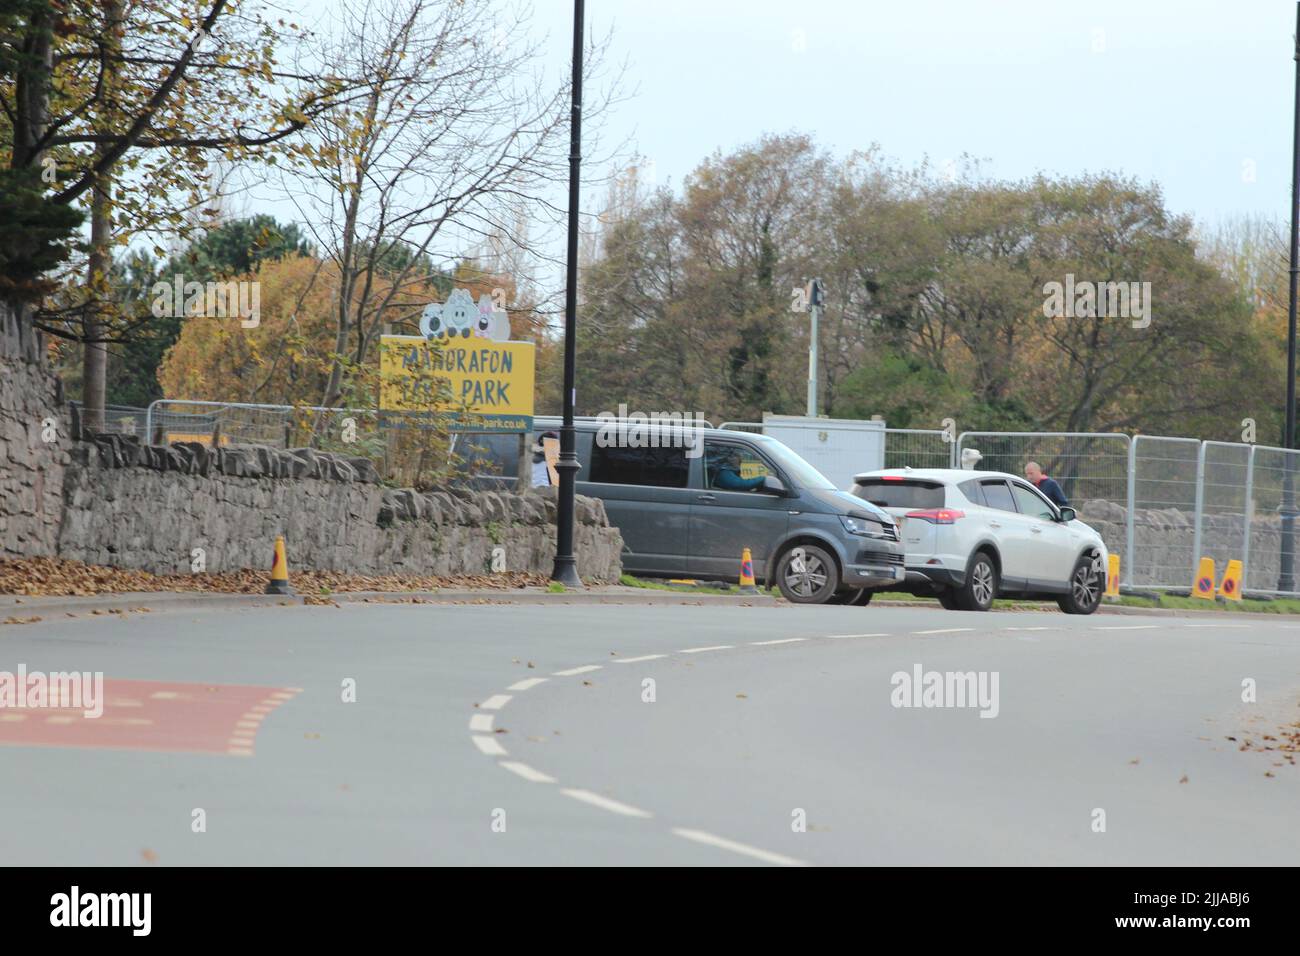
[532, 430, 558, 454]
[1024, 461, 1044, 483]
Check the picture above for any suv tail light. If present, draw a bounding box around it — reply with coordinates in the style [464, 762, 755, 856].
[905, 508, 965, 525]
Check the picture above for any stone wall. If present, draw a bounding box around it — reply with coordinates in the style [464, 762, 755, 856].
[56, 434, 624, 581]
[1, 347, 622, 581]
[0, 353, 68, 559]
[1077, 498, 1288, 591]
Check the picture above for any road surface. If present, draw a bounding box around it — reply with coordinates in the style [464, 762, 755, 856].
[1, 601, 1297, 865]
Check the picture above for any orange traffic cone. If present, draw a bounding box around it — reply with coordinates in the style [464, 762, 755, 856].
[739, 547, 758, 594]
[265, 535, 293, 595]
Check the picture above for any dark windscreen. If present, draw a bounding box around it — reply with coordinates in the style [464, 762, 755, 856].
[851, 479, 944, 509]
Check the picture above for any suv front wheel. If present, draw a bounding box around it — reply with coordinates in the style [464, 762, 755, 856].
[775, 544, 841, 604]
[1058, 554, 1103, 614]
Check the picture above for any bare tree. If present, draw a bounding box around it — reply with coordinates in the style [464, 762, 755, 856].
[283, 0, 621, 409]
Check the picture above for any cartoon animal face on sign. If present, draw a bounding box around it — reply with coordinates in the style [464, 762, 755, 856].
[473, 294, 511, 342]
[419, 288, 478, 339]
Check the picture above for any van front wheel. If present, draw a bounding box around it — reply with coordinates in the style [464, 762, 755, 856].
[775, 544, 841, 604]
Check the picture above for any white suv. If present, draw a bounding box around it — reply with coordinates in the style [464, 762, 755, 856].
[848, 468, 1108, 614]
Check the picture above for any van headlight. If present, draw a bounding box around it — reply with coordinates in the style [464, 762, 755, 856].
[840, 514, 890, 538]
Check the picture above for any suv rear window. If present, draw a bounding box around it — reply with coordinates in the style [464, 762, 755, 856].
[852, 479, 944, 509]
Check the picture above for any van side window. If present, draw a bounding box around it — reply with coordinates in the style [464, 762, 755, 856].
[589, 442, 688, 488]
[704, 441, 772, 492]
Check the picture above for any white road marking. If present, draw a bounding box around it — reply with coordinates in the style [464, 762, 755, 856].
[827, 633, 889, 639]
[913, 628, 973, 635]
[468, 713, 495, 732]
[1092, 624, 1160, 630]
[472, 734, 508, 756]
[507, 677, 549, 691]
[750, 638, 807, 646]
[1003, 626, 1055, 632]
[560, 788, 652, 818]
[671, 827, 806, 867]
[614, 654, 667, 663]
[680, 645, 734, 654]
[499, 761, 556, 784]
[478, 694, 513, 710]
[552, 665, 602, 677]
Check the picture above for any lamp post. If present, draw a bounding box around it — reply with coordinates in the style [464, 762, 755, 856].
[550, 0, 584, 587]
[805, 278, 823, 417]
[1279, 2, 1300, 593]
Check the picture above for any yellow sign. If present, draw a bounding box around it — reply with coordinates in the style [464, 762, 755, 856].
[1218, 559, 1243, 601]
[1193, 556, 1217, 600]
[379, 335, 535, 432]
[1105, 554, 1120, 598]
[164, 432, 230, 446]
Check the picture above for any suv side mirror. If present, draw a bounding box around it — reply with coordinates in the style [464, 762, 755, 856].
[762, 475, 787, 495]
[1057, 507, 1076, 523]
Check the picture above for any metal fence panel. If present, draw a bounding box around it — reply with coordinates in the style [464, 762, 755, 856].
[882, 429, 954, 469]
[955, 432, 1131, 503]
[956, 432, 1132, 575]
[1242, 445, 1300, 595]
[1197, 442, 1252, 586]
[1131, 436, 1200, 589]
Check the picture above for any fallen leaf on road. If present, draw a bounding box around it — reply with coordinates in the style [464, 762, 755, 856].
[141, 849, 158, 864]
[1179, 775, 1189, 784]
[736, 693, 748, 699]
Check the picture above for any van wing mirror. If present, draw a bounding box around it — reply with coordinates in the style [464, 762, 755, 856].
[762, 475, 787, 495]
[1057, 506, 1076, 523]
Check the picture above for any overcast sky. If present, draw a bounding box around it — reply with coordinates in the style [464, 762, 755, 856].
[252, 0, 1300, 285]
[524, 0, 1295, 225]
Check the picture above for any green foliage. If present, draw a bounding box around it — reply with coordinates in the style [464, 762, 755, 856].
[0, 167, 84, 301]
[170, 215, 312, 280]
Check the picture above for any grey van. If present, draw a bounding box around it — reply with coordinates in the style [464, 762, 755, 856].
[522, 421, 905, 604]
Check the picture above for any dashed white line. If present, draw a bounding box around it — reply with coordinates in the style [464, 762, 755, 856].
[552, 665, 602, 677]
[680, 645, 734, 654]
[614, 654, 667, 663]
[472, 734, 508, 756]
[499, 761, 556, 784]
[507, 677, 548, 691]
[1002, 626, 1055, 632]
[671, 827, 806, 867]
[913, 628, 973, 635]
[559, 788, 652, 818]
[478, 694, 513, 710]
[750, 638, 807, 646]
[468, 713, 495, 733]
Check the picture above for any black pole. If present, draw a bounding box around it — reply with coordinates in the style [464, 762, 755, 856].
[551, 0, 583, 587]
[1280, 2, 1300, 593]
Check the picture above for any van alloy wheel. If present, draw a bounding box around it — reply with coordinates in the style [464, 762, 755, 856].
[775, 544, 841, 604]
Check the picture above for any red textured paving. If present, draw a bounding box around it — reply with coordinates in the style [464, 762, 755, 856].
[0, 678, 301, 756]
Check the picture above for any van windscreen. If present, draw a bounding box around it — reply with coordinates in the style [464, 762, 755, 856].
[851, 479, 944, 509]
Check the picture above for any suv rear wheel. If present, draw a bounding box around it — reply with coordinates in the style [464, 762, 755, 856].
[1058, 554, 1103, 615]
[775, 544, 840, 604]
[956, 552, 998, 611]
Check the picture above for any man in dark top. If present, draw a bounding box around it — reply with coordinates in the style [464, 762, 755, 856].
[710, 447, 766, 492]
[1025, 461, 1068, 507]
